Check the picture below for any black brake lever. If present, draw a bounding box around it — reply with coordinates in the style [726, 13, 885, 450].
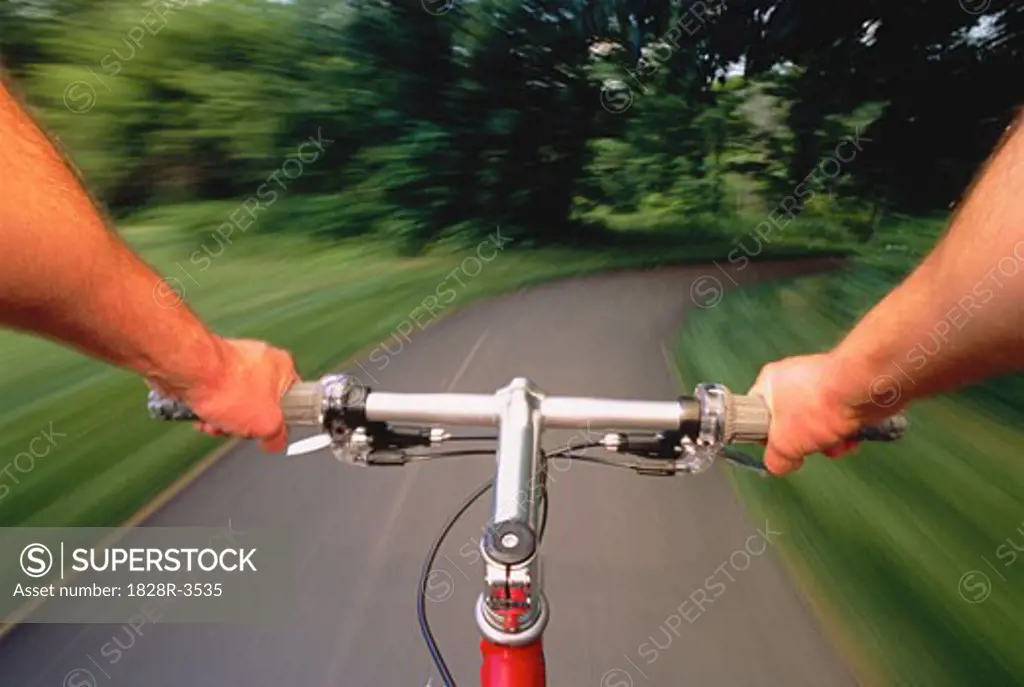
[374, 423, 433, 450]
[616, 430, 683, 459]
[326, 422, 431, 466]
[366, 425, 438, 465]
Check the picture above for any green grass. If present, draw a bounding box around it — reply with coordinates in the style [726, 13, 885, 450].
[675, 263, 1024, 685]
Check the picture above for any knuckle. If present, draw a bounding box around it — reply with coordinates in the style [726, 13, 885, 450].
[254, 417, 282, 439]
[272, 348, 296, 371]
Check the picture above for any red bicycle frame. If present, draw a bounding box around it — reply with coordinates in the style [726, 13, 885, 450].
[480, 639, 546, 687]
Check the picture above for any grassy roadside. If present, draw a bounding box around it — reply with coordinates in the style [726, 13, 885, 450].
[674, 265, 1024, 685]
[0, 219, 848, 531]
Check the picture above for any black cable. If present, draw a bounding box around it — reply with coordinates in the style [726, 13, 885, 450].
[418, 440, 633, 685]
[407, 449, 502, 461]
[545, 441, 604, 458]
[388, 427, 497, 443]
[418, 479, 492, 687]
[539, 485, 550, 541]
[537, 468, 550, 542]
[545, 441, 654, 470]
[561, 452, 637, 469]
[411, 442, 641, 468]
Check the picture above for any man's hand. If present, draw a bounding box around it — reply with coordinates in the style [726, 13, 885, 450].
[748, 353, 877, 475]
[154, 338, 300, 453]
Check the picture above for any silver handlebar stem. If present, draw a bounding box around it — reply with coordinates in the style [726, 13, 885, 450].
[491, 378, 544, 528]
[325, 375, 699, 646]
[474, 378, 548, 645]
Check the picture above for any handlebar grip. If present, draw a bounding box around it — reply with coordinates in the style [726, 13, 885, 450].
[724, 393, 907, 444]
[856, 414, 908, 442]
[280, 381, 325, 426]
[723, 394, 772, 444]
[147, 382, 325, 427]
[147, 392, 199, 422]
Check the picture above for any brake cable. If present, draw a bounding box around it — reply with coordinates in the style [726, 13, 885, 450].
[418, 479, 491, 687]
[417, 441, 608, 686]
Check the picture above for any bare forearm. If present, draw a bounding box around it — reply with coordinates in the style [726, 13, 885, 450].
[828, 112, 1024, 414]
[0, 81, 225, 395]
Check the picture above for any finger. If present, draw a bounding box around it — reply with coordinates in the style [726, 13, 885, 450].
[194, 422, 225, 437]
[763, 452, 791, 475]
[747, 369, 770, 398]
[146, 378, 173, 396]
[260, 424, 288, 454]
[749, 359, 784, 395]
[823, 439, 859, 459]
[281, 365, 301, 395]
[763, 446, 802, 476]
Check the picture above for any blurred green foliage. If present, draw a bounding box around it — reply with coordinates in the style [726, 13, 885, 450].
[2, 0, 1020, 251]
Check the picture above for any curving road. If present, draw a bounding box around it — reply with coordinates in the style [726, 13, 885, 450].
[0, 259, 855, 687]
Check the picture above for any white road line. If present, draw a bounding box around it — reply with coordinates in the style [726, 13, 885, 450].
[447, 328, 490, 391]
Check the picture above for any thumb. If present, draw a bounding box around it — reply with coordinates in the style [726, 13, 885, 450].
[763, 445, 802, 476]
[259, 420, 288, 454]
[145, 378, 175, 398]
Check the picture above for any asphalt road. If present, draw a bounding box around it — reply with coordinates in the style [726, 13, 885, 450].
[0, 259, 856, 687]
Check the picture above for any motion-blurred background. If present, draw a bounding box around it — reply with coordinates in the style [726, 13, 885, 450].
[2, 0, 1024, 683]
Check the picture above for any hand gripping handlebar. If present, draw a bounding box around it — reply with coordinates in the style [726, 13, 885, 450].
[146, 373, 906, 687]
[147, 375, 907, 451]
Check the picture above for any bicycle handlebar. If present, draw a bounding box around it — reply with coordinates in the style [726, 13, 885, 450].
[147, 374, 907, 446]
[145, 372, 906, 681]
